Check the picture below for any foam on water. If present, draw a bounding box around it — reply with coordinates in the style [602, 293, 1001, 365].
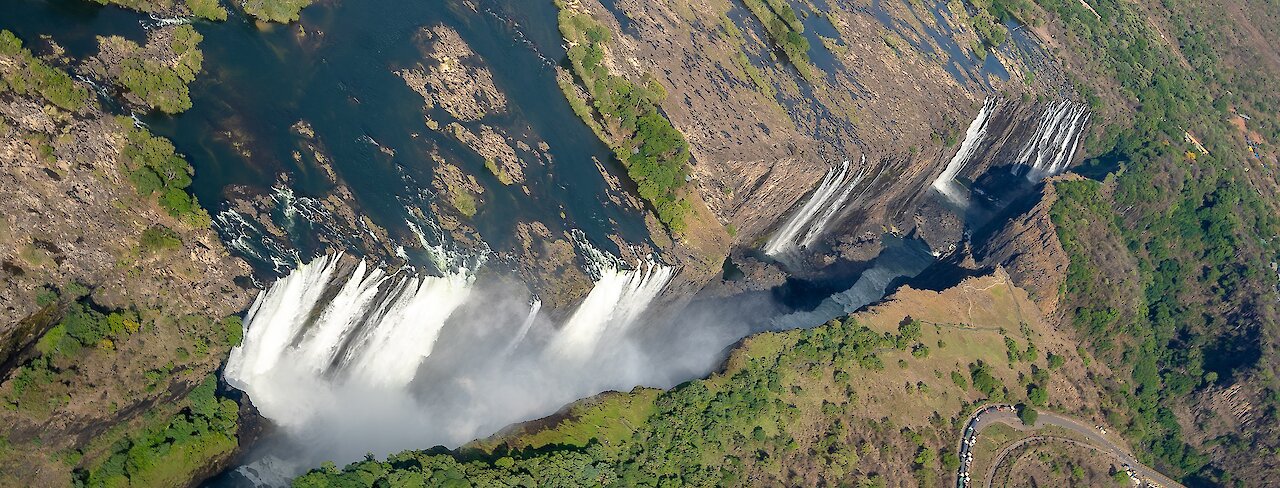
[545, 260, 674, 362]
[224, 255, 475, 429]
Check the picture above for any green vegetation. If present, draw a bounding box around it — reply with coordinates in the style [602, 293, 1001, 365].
[140, 225, 182, 253]
[557, 7, 692, 233]
[3, 291, 242, 483]
[8, 299, 141, 413]
[0, 40, 240, 487]
[1035, 0, 1280, 482]
[36, 287, 60, 307]
[740, 0, 814, 79]
[292, 316, 960, 486]
[483, 158, 514, 186]
[1017, 404, 1038, 426]
[0, 31, 91, 112]
[87, 0, 227, 21]
[969, 361, 1007, 401]
[221, 316, 244, 347]
[118, 120, 211, 227]
[449, 186, 478, 218]
[1027, 385, 1048, 406]
[956, 0, 1042, 48]
[730, 52, 776, 100]
[1047, 352, 1064, 370]
[241, 0, 314, 23]
[78, 375, 238, 487]
[112, 24, 203, 114]
[185, 0, 228, 21]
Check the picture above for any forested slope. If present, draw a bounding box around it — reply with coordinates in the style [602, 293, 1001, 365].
[1022, 0, 1280, 483]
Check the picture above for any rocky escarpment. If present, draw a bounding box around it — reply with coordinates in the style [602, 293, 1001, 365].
[563, 0, 1083, 290]
[0, 35, 253, 486]
[0, 94, 251, 345]
[975, 179, 1071, 316]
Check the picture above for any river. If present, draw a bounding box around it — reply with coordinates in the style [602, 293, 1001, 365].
[0, 1, 948, 485]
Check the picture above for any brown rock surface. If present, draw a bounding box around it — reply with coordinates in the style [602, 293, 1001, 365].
[977, 181, 1071, 316]
[397, 25, 507, 122]
[0, 64, 253, 485]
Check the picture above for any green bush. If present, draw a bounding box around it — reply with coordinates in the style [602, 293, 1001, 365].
[185, 0, 228, 21]
[241, 0, 314, 23]
[140, 225, 182, 252]
[221, 316, 244, 347]
[1017, 404, 1038, 426]
[1028, 385, 1048, 406]
[35, 287, 59, 307]
[79, 375, 239, 487]
[118, 121, 211, 227]
[740, 0, 813, 78]
[113, 25, 203, 114]
[559, 11, 692, 233]
[0, 30, 90, 112]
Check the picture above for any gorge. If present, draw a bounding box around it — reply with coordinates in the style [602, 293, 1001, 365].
[3, 0, 1278, 486]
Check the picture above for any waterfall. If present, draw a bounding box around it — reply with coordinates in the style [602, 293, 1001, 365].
[222, 244, 678, 467]
[765, 157, 867, 257]
[932, 98, 998, 205]
[220, 222, 939, 486]
[1016, 101, 1091, 181]
[545, 260, 674, 362]
[800, 155, 871, 248]
[503, 299, 542, 355]
[223, 254, 473, 427]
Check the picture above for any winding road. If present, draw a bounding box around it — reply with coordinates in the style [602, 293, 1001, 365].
[956, 405, 1184, 488]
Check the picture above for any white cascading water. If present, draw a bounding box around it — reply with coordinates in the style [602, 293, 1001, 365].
[503, 298, 542, 355]
[1016, 101, 1091, 181]
[224, 236, 686, 483]
[764, 157, 867, 257]
[213, 209, 300, 275]
[932, 97, 998, 205]
[799, 155, 871, 249]
[545, 260, 675, 362]
[224, 254, 474, 428]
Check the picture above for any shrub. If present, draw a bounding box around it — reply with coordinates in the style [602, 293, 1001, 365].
[1017, 404, 1038, 426]
[118, 122, 211, 227]
[241, 0, 314, 23]
[140, 225, 181, 252]
[221, 316, 244, 347]
[185, 0, 228, 21]
[0, 30, 90, 111]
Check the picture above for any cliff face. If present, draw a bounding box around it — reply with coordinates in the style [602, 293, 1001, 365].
[975, 179, 1070, 316]
[563, 0, 1085, 290]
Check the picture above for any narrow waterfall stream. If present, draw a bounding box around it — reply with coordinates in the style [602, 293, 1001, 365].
[765, 156, 869, 258]
[1016, 101, 1092, 181]
[932, 98, 998, 205]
